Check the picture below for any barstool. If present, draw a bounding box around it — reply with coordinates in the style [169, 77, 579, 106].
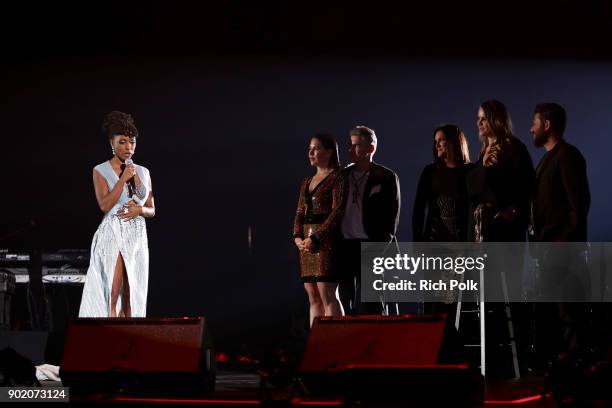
[455, 267, 520, 378]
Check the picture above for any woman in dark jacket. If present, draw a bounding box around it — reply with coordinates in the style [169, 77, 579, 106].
[467, 100, 535, 311]
[413, 124, 471, 242]
[467, 100, 535, 243]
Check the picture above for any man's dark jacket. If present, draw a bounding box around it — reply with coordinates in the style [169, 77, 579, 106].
[532, 140, 590, 242]
[342, 162, 401, 242]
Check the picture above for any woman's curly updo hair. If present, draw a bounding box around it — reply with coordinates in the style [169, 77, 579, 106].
[102, 111, 138, 139]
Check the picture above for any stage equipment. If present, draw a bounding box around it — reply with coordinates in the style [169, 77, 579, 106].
[61, 317, 216, 395]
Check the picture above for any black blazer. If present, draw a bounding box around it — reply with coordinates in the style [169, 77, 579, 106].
[342, 162, 401, 242]
[466, 137, 535, 242]
[532, 140, 590, 242]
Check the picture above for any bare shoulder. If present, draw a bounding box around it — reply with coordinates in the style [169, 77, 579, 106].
[92, 166, 105, 179]
[92, 167, 109, 195]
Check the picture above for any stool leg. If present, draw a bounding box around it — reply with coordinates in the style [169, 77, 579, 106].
[455, 273, 464, 330]
[501, 270, 521, 379]
[480, 266, 486, 377]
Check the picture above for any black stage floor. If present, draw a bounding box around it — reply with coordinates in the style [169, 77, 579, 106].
[40, 370, 562, 407]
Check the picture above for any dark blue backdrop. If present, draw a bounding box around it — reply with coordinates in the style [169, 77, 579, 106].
[3, 57, 611, 348]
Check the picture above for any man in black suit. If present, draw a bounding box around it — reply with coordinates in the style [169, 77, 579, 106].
[531, 103, 590, 243]
[531, 102, 590, 300]
[530, 102, 591, 364]
[338, 125, 401, 315]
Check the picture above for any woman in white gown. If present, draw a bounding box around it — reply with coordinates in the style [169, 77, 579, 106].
[79, 111, 155, 318]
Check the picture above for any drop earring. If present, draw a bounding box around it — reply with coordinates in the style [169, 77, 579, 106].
[111, 146, 116, 155]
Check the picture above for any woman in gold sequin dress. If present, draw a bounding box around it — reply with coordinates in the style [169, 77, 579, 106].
[293, 134, 347, 327]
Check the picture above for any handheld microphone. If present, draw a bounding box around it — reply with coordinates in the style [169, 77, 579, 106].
[123, 159, 136, 196]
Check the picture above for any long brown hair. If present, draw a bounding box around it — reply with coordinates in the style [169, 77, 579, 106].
[479, 100, 513, 167]
[432, 124, 470, 165]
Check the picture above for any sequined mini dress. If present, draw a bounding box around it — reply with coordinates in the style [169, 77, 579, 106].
[78, 160, 151, 317]
[293, 169, 347, 282]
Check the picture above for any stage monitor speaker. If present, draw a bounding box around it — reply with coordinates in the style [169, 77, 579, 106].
[61, 317, 215, 395]
[298, 314, 482, 405]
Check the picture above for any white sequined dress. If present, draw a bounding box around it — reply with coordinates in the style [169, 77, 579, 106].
[78, 160, 151, 317]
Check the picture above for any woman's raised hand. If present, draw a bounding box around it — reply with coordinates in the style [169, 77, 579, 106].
[120, 163, 137, 183]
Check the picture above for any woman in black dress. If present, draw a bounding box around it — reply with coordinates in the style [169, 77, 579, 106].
[413, 124, 471, 311]
[467, 100, 534, 244]
[466, 101, 536, 373]
[467, 100, 535, 303]
[413, 124, 471, 242]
